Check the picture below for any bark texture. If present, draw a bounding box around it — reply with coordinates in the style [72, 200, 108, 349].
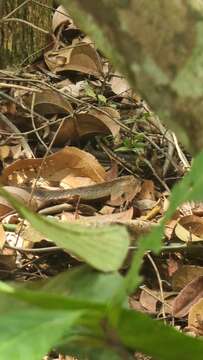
[0, 0, 54, 68]
[61, 0, 203, 154]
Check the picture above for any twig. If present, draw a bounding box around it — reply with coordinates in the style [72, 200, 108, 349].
[31, 92, 49, 151]
[1, 18, 49, 35]
[146, 253, 166, 323]
[0, 83, 40, 92]
[172, 132, 190, 170]
[2, 0, 30, 19]
[5, 244, 61, 253]
[143, 158, 170, 192]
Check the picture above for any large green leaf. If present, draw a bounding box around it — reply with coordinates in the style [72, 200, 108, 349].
[0, 188, 129, 272]
[36, 266, 125, 303]
[0, 308, 80, 360]
[0, 278, 203, 360]
[0, 266, 125, 309]
[0, 280, 103, 312]
[118, 308, 203, 360]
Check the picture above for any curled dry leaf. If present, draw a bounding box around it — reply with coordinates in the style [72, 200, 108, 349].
[172, 276, 203, 318]
[172, 265, 203, 291]
[188, 298, 203, 336]
[24, 88, 73, 116]
[55, 106, 120, 144]
[44, 42, 103, 77]
[110, 71, 131, 96]
[52, 5, 75, 33]
[174, 215, 203, 243]
[0, 147, 106, 186]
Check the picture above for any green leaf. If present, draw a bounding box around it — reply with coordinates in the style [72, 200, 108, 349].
[0, 280, 104, 311]
[0, 188, 129, 272]
[38, 266, 125, 303]
[3, 266, 125, 308]
[118, 308, 203, 360]
[84, 84, 97, 99]
[98, 94, 107, 104]
[0, 308, 80, 360]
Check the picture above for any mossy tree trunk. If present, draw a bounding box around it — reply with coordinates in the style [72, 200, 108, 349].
[61, 0, 203, 154]
[0, 0, 54, 69]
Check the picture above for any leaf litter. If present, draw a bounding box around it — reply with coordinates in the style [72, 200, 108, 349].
[0, 3, 203, 360]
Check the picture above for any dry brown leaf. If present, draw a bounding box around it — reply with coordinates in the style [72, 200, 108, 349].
[172, 276, 203, 318]
[61, 207, 134, 225]
[140, 288, 176, 316]
[0, 146, 10, 160]
[172, 265, 203, 291]
[55, 106, 120, 144]
[175, 215, 203, 242]
[110, 71, 131, 96]
[0, 254, 16, 278]
[0, 224, 6, 249]
[52, 6, 74, 33]
[140, 288, 160, 314]
[44, 43, 102, 77]
[0, 147, 106, 185]
[60, 175, 95, 189]
[188, 298, 203, 336]
[24, 88, 73, 116]
[129, 297, 149, 313]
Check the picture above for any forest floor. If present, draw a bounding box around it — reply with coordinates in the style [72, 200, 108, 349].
[0, 4, 202, 360]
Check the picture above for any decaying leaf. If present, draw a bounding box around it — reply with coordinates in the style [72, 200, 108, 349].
[175, 215, 203, 243]
[55, 106, 120, 144]
[0, 147, 106, 185]
[24, 88, 73, 116]
[140, 287, 176, 316]
[188, 298, 203, 336]
[52, 5, 77, 33]
[172, 265, 203, 291]
[44, 42, 103, 77]
[61, 207, 134, 225]
[173, 276, 203, 318]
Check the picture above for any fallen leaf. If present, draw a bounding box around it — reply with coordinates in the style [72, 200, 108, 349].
[52, 5, 75, 33]
[55, 106, 120, 144]
[172, 265, 203, 291]
[175, 215, 203, 242]
[110, 71, 131, 96]
[24, 88, 73, 116]
[0, 147, 106, 185]
[188, 298, 203, 336]
[0, 146, 10, 161]
[61, 207, 134, 225]
[44, 42, 102, 77]
[0, 224, 6, 249]
[173, 276, 203, 318]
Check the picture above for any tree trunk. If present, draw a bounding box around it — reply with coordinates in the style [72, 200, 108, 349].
[0, 0, 54, 68]
[61, 0, 203, 154]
